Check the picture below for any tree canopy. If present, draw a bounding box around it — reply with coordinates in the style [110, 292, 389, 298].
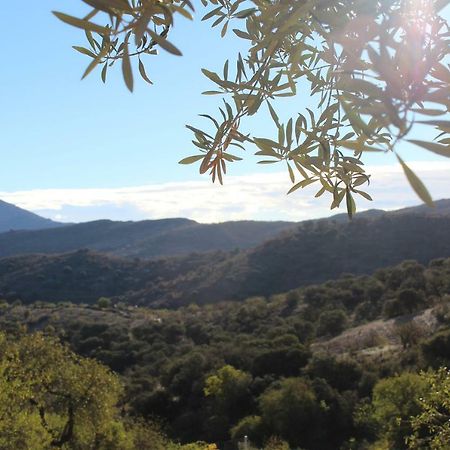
[0, 331, 220, 449]
[2, 255, 450, 447]
[54, 0, 450, 216]
[0, 332, 125, 449]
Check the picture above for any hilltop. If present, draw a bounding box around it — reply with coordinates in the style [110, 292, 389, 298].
[0, 214, 296, 260]
[0, 199, 62, 232]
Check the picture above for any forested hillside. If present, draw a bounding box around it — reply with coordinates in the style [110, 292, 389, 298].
[1, 200, 449, 261]
[1, 208, 450, 307]
[150, 212, 450, 306]
[0, 216, 296, 259]
[2, 257, 450, 449]
[0, 250, 214, 304]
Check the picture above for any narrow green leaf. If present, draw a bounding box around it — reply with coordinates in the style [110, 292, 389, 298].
[397, 155, 434, 206]
[353, 189, 373, 201]
[201, 69, 222, 84]
[122, 45, 134, 92]
[234, 8, 256, 18]
[53, 12, 110, 34]
[138, 59, 153, 85]
[346, 190, 356, 218]
[331, 189, 346, 209]
[101, 63, 108, 83]
[81, 45, 109, 79]
[407, 140, 450, 158]
[148, 30, 182, 56]
[287, 178, 316, 194]
[267, 102, 281, 128]
[221, 21, 228, 37]
[179, 155, 204, 164]
[411, 108, 447, 116]
[72, 46, 96, 58]
[287, 162, 295, 183]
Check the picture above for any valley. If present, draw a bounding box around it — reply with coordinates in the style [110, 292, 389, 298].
[1, 200, 450, 449]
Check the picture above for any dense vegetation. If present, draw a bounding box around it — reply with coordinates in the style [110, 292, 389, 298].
[2, 203, 450, 307]
[2, 256, 450, 448]
[0, 331, 218, 450]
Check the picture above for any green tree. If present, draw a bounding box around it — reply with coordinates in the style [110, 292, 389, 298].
[252, 344, 310, 377]
[54, 0, 450, 215]
[394, 321, 425, 350]
[407, 368, 450, 449]
[396, 289, 427, 314]
[97, 296, 112, 308]
[259, 378, 321, 448]
[383, 289, 427, 318]
[0, 332, 126, 449]
[230, 415, 264, 444]
[0, 332, 171, 449]
[421, 329, 450, 367]
[204, 364, 252, 431]
[204, 365, 252, 416]
[370, 372, 428, 450]
[316, 309, 348, 336]
[204, 365, 252, 403]
[305, 354, 363, 392]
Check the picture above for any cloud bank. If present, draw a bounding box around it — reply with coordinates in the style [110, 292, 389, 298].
[1, 161, 449, 223]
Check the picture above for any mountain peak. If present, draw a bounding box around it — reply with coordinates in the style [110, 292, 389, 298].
[0, 199, 62, 233]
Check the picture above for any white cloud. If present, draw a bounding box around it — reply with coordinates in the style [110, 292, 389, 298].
[1, 160, 449, 223]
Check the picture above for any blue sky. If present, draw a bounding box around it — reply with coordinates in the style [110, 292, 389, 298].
[2, 1, 247, 189]
[0, 1, 449, 222]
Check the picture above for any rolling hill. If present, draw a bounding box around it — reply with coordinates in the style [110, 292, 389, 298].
[1, 201, 450, 306]
[0, 216, 296, 260]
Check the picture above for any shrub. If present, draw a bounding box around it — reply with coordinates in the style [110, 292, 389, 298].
[317, 309, 348, 336]
[97, 297, 112, 308]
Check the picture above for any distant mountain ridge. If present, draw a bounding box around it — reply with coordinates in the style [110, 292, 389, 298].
[1, 200, 450, 307]
[322, 199, 450, 222]
[0, 197, 299, 259]
[0, 200, 62, 233]
[0, 206, 296, 259]
[393, 199, 450, 216]
[2, 198, 449, 261]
